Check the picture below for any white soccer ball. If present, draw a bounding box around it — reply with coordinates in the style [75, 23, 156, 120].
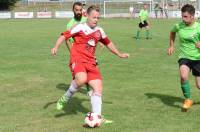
[84, 112, 102, 128]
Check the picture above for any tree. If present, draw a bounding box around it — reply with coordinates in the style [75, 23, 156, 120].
[0, 0, 20, 11]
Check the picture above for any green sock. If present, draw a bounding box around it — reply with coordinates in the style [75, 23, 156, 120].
[181, 80, 191, 99]
[136, 30, 140, 38]
[145, 30, 149, 38]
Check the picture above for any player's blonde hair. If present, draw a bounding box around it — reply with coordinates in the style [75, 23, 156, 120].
[87, 5, 100, 14]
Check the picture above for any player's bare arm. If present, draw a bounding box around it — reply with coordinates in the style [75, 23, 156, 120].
[167, 32, 176, 55]
[51, 35, 65, 55]
[106, 42, 129, 58]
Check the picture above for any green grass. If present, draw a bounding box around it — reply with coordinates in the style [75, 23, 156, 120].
[1, 18, 200, 132]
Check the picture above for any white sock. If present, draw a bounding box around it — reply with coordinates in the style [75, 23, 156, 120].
[91, 93, 102, 115]
[64, 80, 78, 99]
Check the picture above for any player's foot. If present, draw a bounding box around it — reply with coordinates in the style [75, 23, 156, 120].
[101, 116, 113, 124]
[56, 95, 69, 110]
[182, 99, 193, 110]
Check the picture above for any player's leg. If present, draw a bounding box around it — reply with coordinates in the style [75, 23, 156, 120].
[57, 62, 87, 110]
[145, 26, 150, 39]
[144, 21, 150, 39]
[160, 10, 163, 18]
[154, 10, 158, 18]
[179, 59, 192, 110]
[57, 72, 87, 110]
[165, 10, 168, 18]
[195, 77, 200, 89]
[67, 72, 87, 97]
[87, 64, 113, 124]
[86, 63, 103, 115]
[180, 65, 191, 98]
[88, 79, 102, 115]
[88, 80, 113, 124]
[87, 57, 100, 96]
[136, 24, 142, 39]
[192, 60, 200, 89]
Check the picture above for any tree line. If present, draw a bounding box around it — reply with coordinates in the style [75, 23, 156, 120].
[0, 0, 19, 11]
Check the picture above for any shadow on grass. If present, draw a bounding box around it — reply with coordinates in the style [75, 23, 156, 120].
[54, 97, 90, 117]
[43, 97, 90, 117]
[145, 93, 200, 112]
[43, 83, 88, 114]
[145, 93, 183, 108]
[44, 83, 113, 117]
[43, 101, 57, 109]
[56, 83, 70, 91]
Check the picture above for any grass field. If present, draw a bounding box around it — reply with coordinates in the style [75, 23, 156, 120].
[1, 18, 200, 132]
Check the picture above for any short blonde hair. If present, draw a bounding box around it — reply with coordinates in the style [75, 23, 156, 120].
[87, 5, 100, 14]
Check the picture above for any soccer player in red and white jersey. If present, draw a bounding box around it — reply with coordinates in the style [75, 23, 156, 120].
[51, 5, 129, 116]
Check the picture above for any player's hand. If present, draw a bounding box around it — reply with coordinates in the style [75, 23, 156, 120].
[118, 53, 129, 58]
[167, 46, 174, 55]
[195, 42, 200, 48]
[51, 47, 58, 56]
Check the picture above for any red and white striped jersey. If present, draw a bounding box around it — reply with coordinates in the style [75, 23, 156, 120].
[61, 23, 111, 64]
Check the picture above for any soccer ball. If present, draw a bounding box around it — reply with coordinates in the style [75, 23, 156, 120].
[84, 112, 102, 128]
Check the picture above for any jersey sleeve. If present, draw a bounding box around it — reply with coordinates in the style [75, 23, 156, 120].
[99, 28, 111, 45]
[171, 23, 179, 33]
[61, 24, 82, 40]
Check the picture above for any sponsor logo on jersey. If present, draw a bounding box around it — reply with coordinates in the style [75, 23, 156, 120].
[88, 39, 95, 46]
[95, 31, 101, 39]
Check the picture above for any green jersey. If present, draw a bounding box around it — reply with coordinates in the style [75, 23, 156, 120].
[139, 9, 148, 22]
[171, 21, 200, 60]
[66, 17, 87, 30]
[66, 17, 87, 42]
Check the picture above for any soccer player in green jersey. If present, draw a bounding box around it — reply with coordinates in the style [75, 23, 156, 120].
[167, 4, 200, 111]
[135, 4, 151, 39]
[66, 2, 87, 51]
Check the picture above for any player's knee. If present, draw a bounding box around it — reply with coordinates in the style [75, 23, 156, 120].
[180, 76, 188, 83]
[75, 78, 87, 87]
[92, 91, 102, 96]
[93, 86, 102, 95]
[196, 83, 200, 89]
